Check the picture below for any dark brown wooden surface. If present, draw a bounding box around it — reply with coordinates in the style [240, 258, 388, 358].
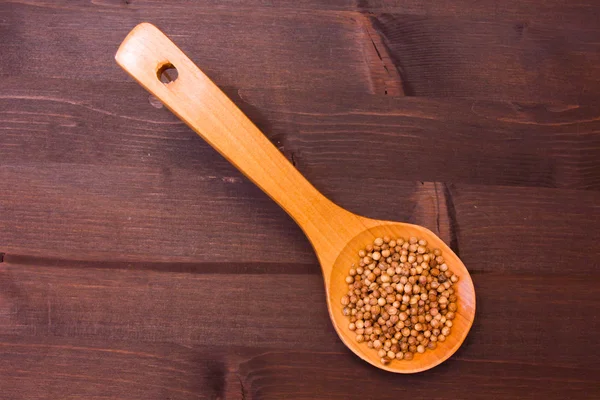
[1, 1, 599, 398]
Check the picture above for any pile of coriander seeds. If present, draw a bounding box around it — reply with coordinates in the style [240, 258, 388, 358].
[340, 236, 458, 365]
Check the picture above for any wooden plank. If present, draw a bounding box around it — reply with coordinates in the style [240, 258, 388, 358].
[452, 184, 600, 274]
[3, 3, 600, 102]
[1, 2, 375, 94]
[1, 264, 599, 399]
[2, 80, 600, 191]
[0, 163, 318, 263]
[0, 265, 337, 349]
[236, 351, 598, 399]
[241, 89, 600, 190]
[371, 14, 600, 102]
[4, 158, 599, 271]
[0, 336, 243, 400]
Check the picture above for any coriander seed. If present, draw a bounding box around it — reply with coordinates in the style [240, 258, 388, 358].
[340, 236, 460, 365]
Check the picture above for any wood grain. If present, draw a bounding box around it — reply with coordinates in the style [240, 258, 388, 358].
[1, 0, 600, 396]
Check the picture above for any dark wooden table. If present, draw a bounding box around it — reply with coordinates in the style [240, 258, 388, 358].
[1, 1, 600, 399]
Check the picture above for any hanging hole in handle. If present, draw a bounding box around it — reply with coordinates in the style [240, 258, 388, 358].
[157, 62, 178, 84]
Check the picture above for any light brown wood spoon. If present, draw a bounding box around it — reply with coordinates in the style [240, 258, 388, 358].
[116, 23, 476, 373]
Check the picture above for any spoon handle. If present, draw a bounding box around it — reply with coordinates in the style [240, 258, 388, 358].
[115, 23, 357, 261]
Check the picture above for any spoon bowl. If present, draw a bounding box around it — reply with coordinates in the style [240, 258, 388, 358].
[326, 220, 475, 373]
[116, 23, 476, 373]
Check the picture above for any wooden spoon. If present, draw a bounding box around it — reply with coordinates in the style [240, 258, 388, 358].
[115, 23, 476, 373]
